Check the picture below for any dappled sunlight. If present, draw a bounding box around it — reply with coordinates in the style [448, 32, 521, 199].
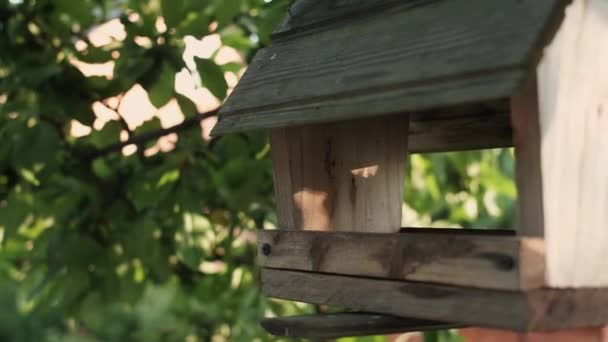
[70, 21, 246, 154]
[118, 84, 157, 129]
[351, 165, 379, 179]
[85, 18, 127, 47]
[69, 58, 115, 78]
[293, 189, 331, 230]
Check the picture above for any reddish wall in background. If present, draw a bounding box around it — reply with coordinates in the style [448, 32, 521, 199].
[389, 327, 608, 342]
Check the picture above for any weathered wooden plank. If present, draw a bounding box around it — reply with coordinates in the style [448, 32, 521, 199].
[213, 0, 567, 135]
[511, 76, 545, 237]
[536, 0, 608, 287]
[261, 269, 608, 331]
[258, 229, 545, 290]
[269, 114, 408, 232]
[409, 110, 512, 153]
[261, 312, 463, 339]
[214, 71, 524, 135]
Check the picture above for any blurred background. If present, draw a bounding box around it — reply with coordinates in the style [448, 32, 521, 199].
[0, 0, 517, 341]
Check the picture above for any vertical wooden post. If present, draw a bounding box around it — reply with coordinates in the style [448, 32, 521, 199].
[535, 0, 608, 288]
[511, 76, 545, 238]
[512, 0, 608, 288]
[269, 114, 409, 232]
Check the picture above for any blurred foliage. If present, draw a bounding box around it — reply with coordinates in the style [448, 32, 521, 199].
[0, 0, 516, 341]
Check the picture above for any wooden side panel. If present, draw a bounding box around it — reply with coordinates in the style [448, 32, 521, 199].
[258, 229, 546, 290]
[536, 0, 608, 287]
[262, 269, 608, 331]
[269, 114, 408, 232]
[213, 0, 568, 135]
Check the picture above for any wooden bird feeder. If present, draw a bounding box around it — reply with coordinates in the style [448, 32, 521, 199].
[212, 0, 608, 337]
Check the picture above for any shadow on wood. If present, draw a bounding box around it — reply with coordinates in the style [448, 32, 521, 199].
[261, 312, 463, 339]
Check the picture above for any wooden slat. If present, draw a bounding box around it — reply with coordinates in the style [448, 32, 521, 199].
[262, 269, 608, 331]
[215, 71, 523, 135]
[269, 114, 408, 232]
[409, 110, 512, 153]
[261, 312, 463, 339]
[258, 229, 545, 290]
[535, 0, 608, 287]
[213, 0, 567, 135]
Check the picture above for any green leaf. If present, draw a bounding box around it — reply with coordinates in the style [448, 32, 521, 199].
[10, 121, 61, 169]
[213, 0, 242, 26]
[220, 26, 254, 50]
[0, 191, 30, 236]
[195, 58, 228, 100]
[53, 0, 95, 27]
[176, 94, 197, 117]
[255, 1, 290, 44]
[75, 47, 114, 64]
[87, 121, 122, 148]
[177, 12, 211, 38]
[147, 63, 176, 108]
[114, 54, 154, 91]
[161, 0, 185, 28]
[135, 117, 162, 135]
[128, 167, 181, 211]
[92, 158, 113, 180]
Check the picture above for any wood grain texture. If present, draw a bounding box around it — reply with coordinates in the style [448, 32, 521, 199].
[273, 0, 423, 39]
[213, 0, 567, 135]
[258, 229, 545, 290]
[269, 114, 408, 232]
[261, 312, 462, 339]
[262, 269, 608, 331]
[409, 109, 512, 153]
[511, 77, 545, 237]
[536, 0, 608, 287]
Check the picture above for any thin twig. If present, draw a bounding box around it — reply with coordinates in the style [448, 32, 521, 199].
[88, 109, 219, 160]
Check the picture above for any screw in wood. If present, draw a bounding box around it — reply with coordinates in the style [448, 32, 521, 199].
[262, 243, 272, 256]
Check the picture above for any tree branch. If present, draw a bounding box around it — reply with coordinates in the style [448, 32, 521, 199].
[87, 109, 219, 160]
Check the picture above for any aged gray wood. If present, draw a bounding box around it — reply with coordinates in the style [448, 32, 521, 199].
[261, 312, 463, 339]
[213, 0, 568, 135]
[258, 229, 545, 290]
[409, 109, 512, 153]
[262, 269, 608, 331]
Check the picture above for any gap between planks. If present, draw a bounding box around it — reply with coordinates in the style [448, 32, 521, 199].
[261, 268, 608, 332]
[258, 229, 545, 290]
[261, 312, 464, 339]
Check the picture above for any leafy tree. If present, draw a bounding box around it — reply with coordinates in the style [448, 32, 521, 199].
[0, 0, 516, 341]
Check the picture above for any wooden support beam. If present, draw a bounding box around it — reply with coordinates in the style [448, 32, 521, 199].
[258, 229, 545, 290]
[269, 114, 408, 232]
[409, 110, 512, 153]
[262, 269, 608, 332]
[511, 77, 545, 238]
[261, 312, 463, 339]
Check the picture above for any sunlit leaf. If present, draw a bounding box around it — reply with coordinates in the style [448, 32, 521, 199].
[147, 63, 176, 108]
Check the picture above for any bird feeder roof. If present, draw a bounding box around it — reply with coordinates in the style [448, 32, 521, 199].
[212, 0, 570, 135]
